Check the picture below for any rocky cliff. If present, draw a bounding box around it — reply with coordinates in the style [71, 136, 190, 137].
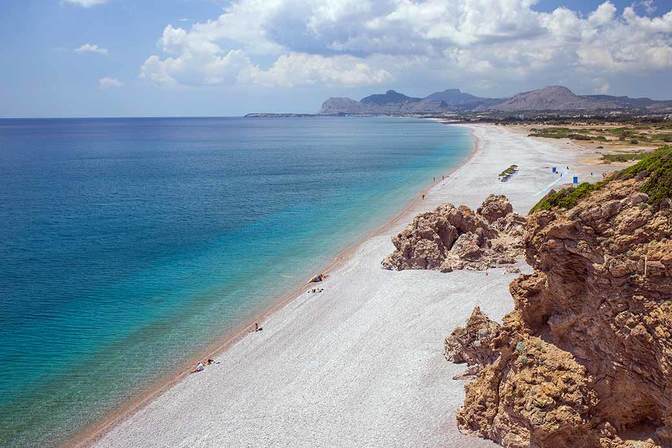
[446, 147, 672, 447]
[382, 195, 526, 272]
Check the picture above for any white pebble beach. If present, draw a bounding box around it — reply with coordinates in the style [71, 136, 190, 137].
[88, 124, 601, 448]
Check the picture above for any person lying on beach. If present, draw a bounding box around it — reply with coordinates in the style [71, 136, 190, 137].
[254, 322, 263, 332]
[193, 362, 205, 373]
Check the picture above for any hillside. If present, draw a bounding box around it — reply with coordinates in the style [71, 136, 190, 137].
[320, 88, 499, 115]
[425, 89, 500, 109]
[489, 85, 611, 111]
[319, 86, 672, 115]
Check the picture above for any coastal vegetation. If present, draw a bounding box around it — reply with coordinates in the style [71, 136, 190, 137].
[617, 145, 672, 205]
[533, 145, 672, 212]
[528, 122, 672, 146]
[530, 181, 606, 212]
[528, 127, 594, 140]
[601, 151, 648, 163]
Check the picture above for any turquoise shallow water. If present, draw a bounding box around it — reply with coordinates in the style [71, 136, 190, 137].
[0, 116, 471, 447]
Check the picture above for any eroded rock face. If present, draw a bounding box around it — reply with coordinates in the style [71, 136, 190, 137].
[478, 194, 514, 224]
[445, 307, 501, 368]
[382, 195, 525, 272]
[447, 177, 672, 448]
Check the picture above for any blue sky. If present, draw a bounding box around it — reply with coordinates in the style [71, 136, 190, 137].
[1, 0, 671, 117]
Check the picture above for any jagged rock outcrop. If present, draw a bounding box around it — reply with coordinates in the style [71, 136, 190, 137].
[446, 149, 672, 448]
[382, 195, 526, 272]
[445, 307, 501, 369]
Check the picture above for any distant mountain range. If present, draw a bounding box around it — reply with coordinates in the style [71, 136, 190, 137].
[320, 85, 672, 115]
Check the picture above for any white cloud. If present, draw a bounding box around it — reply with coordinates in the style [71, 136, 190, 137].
[141, 49, 252, 86]
[63, 0, 108, 7]
[245, 53, 391, 87]
[98, 77, 123, 89]
[589, 1, 617, 26]
[636, 0, 657, 15]
[139, 0, 672, 91]
[74, 43, 108, 55]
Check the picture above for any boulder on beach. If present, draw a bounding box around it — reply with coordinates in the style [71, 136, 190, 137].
[382, 194, 526, 272]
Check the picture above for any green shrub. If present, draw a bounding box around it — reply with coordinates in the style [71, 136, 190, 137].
[568, 133, 592, 141]
[601, 152, 648, 163]
[531, 181, 606, 213]
[609, 128, 632, 138]
[529, 127, 596, 141]
[617, 145, 672, 205]
[532, 146, 672, 213]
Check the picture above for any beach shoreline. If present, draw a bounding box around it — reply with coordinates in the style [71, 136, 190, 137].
[73, 123, 599, 448]
[66, 123, 480, 448]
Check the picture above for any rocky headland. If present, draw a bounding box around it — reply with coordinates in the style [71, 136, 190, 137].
[382, 194, 526, 272]
[445, 146, 672, 447]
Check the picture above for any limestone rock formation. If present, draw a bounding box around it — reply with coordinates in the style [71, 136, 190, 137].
[477, 194, 514, 223]
[382, 195, 525, 272]
[445, 307, 501, 368]
[446, 149, 672, 448]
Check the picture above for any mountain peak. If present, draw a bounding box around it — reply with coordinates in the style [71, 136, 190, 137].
[425, 88, 498, 108]
[492, 85, 586, 111]
[541, 85, 574, 93]
[360, 90, 421, 106]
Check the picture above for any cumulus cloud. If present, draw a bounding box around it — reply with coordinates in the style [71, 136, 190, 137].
[140, 24, 389, 87]
[636, 0, 657, 15]
[75, 43, 108, 55]
[140, 0, 672, 91]
[246, 53, 391, 87]
[98, 77, 123, 89]
[63, 0, 108, 7]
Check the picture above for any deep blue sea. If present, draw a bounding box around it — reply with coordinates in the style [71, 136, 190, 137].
[0, 116, 471, 447]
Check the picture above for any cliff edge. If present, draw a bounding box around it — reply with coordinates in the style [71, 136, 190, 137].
[446, 146, 672, 447]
